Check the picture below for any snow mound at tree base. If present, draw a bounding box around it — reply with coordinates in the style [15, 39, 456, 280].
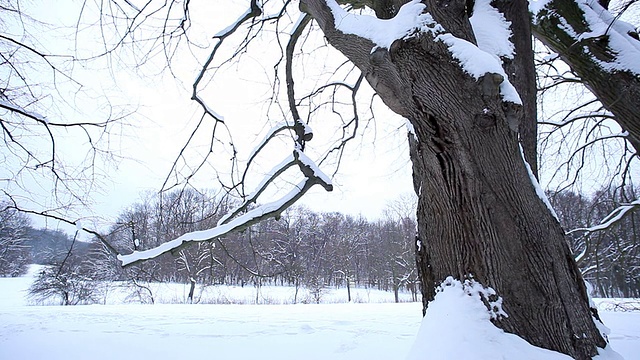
[406, 278, 623, 360]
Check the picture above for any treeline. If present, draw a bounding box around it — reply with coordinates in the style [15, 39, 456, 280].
[8, 190, 417, 305]
[549, 186, 640, 298]
[101, 189, 419, 304]
[0, 205, 87, 277]
[4, 184, 639, 305]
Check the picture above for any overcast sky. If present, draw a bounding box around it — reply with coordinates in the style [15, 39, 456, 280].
[8, 0, 416, 236]
[7, 0, 639, 237]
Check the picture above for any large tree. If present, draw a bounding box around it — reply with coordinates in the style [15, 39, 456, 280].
[299, 1, 604, 358]
[295, 4, 638, 357]
[111, 1, 638, 359]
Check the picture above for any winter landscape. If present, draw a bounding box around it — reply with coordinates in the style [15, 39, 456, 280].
[0, 267, 638, 360]
[3, 0, 640, 359]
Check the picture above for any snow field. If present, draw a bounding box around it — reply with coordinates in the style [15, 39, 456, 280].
[1, 269, 638, 359]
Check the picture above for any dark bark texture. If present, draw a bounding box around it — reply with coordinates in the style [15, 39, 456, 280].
[533, 0, 640, 153]
[302, 0, 607, 358]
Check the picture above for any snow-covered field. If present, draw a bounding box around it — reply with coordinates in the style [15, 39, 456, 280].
[1, 268, 638, 360]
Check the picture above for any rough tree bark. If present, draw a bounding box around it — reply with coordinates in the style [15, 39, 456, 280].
[302, 0, 606, 358]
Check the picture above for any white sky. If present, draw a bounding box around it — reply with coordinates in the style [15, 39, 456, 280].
[8, 0, 415, 235]
[6, 0, 639, 236]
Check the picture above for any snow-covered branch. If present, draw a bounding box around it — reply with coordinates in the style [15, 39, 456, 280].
[532, 0, 640, 152]
[567, 199, 640, 235]
[326, 0, 436, 50]
[469, 0, 515, 61]
[520, 145, 560, 221]
[220, 153, 299, 226]
[323, 0, 522, 104]
[118, 167, 330, 267]
[120, 128, 332, 266]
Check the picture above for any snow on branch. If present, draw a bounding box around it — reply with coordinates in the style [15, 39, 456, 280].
[242, 122, 296, 180]
[532, 0, 640, 75]
[436, 35, 521, 104]
[213, 2, 263, 38]
[574, 0, 640, 75]
[221, 146, 332, 227]
[295, 148, 333, 187]
[0, 99, 47, 123]
[220, 153, 298, 226]
[244, 120, 313, 171]
[118, 178, 308, 266]
[325, 0, 438, 50]
[238, 117, 315, 202]
[119, 142, 332, 267]
[567, 199, 640, 235]
[324, 0, 522, 104]
[469, 0, 515, 60]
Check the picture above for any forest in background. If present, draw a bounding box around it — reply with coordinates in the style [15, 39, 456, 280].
[2, 185, 639, 306]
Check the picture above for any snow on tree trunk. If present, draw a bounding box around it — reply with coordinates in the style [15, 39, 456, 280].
[302, 0, 607, 358]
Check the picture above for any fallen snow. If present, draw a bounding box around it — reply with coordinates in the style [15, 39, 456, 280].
[1, 269, 638, 360]
[408, 278, 573, 360]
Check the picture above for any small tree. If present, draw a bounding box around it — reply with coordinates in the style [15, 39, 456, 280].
[28, 232, 99, 305]
[28, 264, 99, 306]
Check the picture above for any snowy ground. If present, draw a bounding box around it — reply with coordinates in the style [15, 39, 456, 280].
[1, 269, 638, 359]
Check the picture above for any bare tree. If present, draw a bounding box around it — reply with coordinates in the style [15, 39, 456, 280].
[380, 200, 418, 302]
[0, 0, 128, 228]
[552, 186, 640, 298]
[268, 207, 308, 303]
[27, 231, 100, 305]
[0, 200, 31, 276]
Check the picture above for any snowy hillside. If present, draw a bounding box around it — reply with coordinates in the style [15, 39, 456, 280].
[1, 268, 638, 360]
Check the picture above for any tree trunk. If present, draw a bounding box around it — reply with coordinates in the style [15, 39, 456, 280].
[408, 93, 605, 358]
[302, 0, 606, 358]
[188, 277, 196, 304]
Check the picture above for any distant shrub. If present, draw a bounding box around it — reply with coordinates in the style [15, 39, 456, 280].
[28, 266, 100, 306]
